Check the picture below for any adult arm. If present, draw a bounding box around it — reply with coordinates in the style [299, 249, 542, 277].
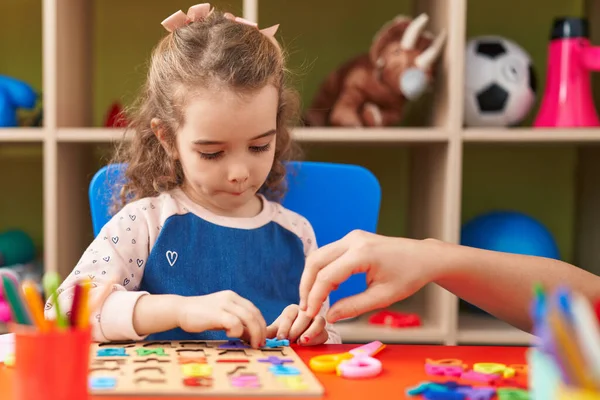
[299, 230, 600, 333]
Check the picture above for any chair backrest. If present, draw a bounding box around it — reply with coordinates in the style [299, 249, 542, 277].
[89, 161, 381, 305]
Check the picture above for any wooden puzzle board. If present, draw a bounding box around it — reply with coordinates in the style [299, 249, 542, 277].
[89, 340, 325, 397]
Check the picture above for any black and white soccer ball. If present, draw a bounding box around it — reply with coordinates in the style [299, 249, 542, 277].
[464, 36, 537, 127]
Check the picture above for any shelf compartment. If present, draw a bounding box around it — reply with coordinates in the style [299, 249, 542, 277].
[457, 312, 535, 345]
[336, 288, 447, 344]
[302, 141, 456, 343]
[0, 143, 44, 265]
[459, 142, 600, 343]
[260, 0, 460, 128]
[0, 0, 44, 129]
[302, 142, 452, 240]
[464, 1, 595, 129]
[54, 0, 244, 128]
[462, 144, 578, 264]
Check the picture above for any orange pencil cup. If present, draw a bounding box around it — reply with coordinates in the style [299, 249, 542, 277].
[10, 324, 92, 400]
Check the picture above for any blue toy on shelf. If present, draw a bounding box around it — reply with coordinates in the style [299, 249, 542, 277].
[460, 210, 560, 313]
[0, 75, 37, 127]
[461, 210, 560, 260]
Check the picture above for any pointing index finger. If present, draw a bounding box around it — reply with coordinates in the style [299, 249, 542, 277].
[299, 239, 348, 311]
[305, 249, 369, 318]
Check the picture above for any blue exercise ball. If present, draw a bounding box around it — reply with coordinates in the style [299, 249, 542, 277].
[461, 210, 560, 259]
[460, 211, 560, 314]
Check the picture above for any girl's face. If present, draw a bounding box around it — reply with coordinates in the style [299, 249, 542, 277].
[168, 84, 278, 217]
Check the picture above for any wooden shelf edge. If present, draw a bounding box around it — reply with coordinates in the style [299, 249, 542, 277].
[56, 127, 451, 144]
[0, 128, 46, 142]
[336, 318, 446, 344]
[463, 128, 600, 143]
[456, 313, 535, 346]
[334, 299, 446, 344]
[57, 128, 127, 142]
[293, 127, 450, 143]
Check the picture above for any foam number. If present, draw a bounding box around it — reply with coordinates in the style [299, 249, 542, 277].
[406, 382, 450, 396]
[424, 358, 466, 377]
[495, 377, 529, 390]
[136, 348, 167, 357]
[497, 388, 530, 400]
[277, 376, 308, 390]
[424, 363, 464, 377]
[456, 387, 496, 400]
[230, 374, 260, 388]
[182, 363, 212, 377]
[97, 348, 128, 357]
[89, 376, 117, 390]
[473, 362, 507, 375]
[337, 354, 382, 378]
[503, 367, 516, 378]
[508, 364, 529, 376]
[258, 356, 293, 365]
[460, 370, 500, 383]
[183, 376, 213, 387]
[269, 365, 301, 376]
[264, 338, 290, 348]
[473, 362, 522, 378]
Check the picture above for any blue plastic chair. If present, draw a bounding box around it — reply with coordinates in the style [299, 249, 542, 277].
[89, 161, 381, 305]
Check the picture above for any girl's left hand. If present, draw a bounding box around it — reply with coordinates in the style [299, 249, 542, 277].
[266, 304, 328, 346]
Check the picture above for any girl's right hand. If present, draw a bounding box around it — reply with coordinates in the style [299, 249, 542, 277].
[177, 290, 267, 348]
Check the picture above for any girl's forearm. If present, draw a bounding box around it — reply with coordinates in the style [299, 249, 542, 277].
[433, 241, 600, 333]
[132, 294, 183, 336]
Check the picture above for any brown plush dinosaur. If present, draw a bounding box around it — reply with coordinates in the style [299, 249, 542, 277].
[303, 13, 446, 127]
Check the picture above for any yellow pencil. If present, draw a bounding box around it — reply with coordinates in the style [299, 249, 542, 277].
[548, 306, 597, 390]
[21, 280, 50, 332]
[76, 277, 92, 329]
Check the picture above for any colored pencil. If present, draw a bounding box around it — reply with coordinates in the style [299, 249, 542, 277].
[1, 274, 32, 325]
[548, 301, 596, 390]
[76, 277, 92, 329]
[69, 283, 82, 327]
[43, 271, 68, 328]
[570, 291, 600, 387]
[21, 280, 50, 332]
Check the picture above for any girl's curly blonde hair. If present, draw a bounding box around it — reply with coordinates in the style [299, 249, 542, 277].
[110, 9, 301, 211]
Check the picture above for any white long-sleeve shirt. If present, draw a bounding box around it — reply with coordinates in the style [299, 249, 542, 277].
[44, 188, 340, 344]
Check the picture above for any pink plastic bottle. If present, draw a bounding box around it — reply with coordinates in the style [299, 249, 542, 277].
[534, 17, 600, 127]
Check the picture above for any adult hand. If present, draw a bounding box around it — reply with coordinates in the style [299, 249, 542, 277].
[299, 230, 444, 323]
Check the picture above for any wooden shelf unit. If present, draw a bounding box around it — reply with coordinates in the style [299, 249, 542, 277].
[2, 0, 600, 345]
[54, 127, 452, 143]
